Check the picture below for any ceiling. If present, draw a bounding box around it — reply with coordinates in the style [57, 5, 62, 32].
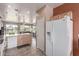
[0, 3, 63, 17]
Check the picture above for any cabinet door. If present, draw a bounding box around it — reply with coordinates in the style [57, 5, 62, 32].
[22, 34, 32, 45]
[17, 34, 32, 46]
[7, 36, 17, 48]
[17, 35, 22, 46]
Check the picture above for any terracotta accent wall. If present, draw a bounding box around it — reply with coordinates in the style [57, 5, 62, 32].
[53, 3, 79, 56]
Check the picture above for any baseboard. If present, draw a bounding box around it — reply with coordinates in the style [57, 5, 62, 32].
[17, 44, 31, 48]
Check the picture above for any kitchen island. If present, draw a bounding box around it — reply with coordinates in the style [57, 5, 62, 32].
[6, 33, 32, 49]
[17, 33, 32, 47]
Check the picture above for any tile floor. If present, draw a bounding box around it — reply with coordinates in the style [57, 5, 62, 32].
[5, 45, 45, 56]
[4, 37, 45, 56]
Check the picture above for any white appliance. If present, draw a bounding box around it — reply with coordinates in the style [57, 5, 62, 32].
[46, 16, 73, 56]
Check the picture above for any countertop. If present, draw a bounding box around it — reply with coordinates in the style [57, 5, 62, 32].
[6, 33, 31, 37]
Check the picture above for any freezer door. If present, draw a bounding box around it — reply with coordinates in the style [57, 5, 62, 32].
[46, 21, 53, 56]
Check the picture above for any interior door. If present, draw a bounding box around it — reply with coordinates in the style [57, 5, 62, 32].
[36, 16, 45, 52]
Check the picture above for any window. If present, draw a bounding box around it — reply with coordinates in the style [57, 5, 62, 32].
[20, 25, 31, 33]
[31, 25, 36, 33]
[6, 24, 18, 36]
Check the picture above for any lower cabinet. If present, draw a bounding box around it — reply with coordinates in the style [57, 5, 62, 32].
[7, 36, 17, 49]
[17, 34, 32, 46]
[7, 34, 32, 49]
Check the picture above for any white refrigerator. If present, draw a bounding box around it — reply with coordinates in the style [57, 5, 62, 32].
[46, 16, 73, 56]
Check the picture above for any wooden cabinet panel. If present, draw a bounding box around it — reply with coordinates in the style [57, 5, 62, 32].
[17, 34, 32, 46]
